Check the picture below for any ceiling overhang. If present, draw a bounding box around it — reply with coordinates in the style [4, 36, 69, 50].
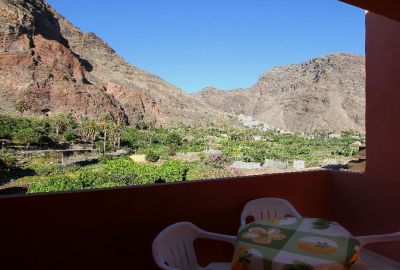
[340, 0, 400, 22]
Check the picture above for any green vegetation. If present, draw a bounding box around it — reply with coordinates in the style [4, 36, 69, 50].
[0, 114, 365, 194]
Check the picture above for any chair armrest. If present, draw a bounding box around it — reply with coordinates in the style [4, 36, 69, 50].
[357, 231, 400, 247]
[200, 231, 237, 245]
[153, 256, 180, 270]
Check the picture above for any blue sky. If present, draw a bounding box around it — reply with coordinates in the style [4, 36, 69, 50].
[47, 0, 365, 92]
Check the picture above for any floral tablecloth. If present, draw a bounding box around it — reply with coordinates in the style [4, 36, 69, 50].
[231, 217, 360, 270]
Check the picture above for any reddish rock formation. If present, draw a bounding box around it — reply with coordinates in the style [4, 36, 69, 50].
[194, 54, 366, 133]
[0, 0, 235, 126]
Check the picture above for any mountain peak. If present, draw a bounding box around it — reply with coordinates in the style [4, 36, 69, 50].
[0, 0, 236, 126]
[194, 53, 365, 133]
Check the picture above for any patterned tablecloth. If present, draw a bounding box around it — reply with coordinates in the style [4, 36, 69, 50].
[231, 217, 360, 270]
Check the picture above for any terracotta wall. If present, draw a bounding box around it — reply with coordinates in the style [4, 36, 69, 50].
[0, 171, 332, 269]
[331, 12, 400, 262]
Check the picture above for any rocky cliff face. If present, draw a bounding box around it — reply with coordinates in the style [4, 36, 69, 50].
[0, 0, 365, 132]
[0, 0, 235, 126]
[194, 54, 366, 133]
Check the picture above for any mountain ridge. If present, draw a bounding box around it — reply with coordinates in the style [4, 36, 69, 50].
[0, 0, 236, 126]
[0, 0, 365, 133]
[193, 53, 365, 133]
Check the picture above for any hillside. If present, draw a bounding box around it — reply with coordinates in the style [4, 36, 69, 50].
[0, 0, 235, 126]
[0, 0, 365, 132]
[193, 53, 365, 133]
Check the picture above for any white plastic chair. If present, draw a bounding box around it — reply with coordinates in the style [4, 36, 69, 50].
[357, 231, 400, 247]
[240, 198, 302, 225]
[351, 231, 400, 269]
[152, 222, 236, 270]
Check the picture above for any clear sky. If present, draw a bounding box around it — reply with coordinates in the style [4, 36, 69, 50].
[47, 0, 365, 93]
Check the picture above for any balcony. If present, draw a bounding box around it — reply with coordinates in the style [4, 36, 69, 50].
[1, 1, 400, 269]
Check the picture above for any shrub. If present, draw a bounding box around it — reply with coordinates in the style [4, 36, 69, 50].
[158, 160, 188, 183]
[12, 128, 43, 145]
[28, 171, 131, 193]
[186, 163, 235, 181]
[75, 171, 106, 188]
[333, 146, 359, 156]
[111, 173, 136, 185]
[96, 182, 122, 188]
[0, 124, 12, 140]
[98, 155, 116, 164]
[63, 130, 78, 142]
[203, 152, 232, 169]
[164, 132, 182, 146]
[242, 148, 268, 163]
[28, 175, 77, 193]
[0, 151, 16, 172]
[165, 145, 176, 156]
[103, 158, 136, 175]
[132, 163, 160, 185]
[145, 150, 160, 162]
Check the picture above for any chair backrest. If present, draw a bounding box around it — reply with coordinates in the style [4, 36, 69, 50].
[152, 222, 202, 270]
[240, 197, 302, 225]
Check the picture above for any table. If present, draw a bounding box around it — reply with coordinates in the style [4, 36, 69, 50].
[231, 217, 360, 270]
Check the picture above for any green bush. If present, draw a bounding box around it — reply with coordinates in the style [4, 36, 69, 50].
[333, 146, 359, 156]
[132, 163, 159, 185]
[0, 125, 12, 140]
[145, 150, 160, 162]
[63, 130, 78, 142]
[242, 148, 267, 163]
[96, 182, 122, 188]
[103, 158, 136, 175]
[0, 151, 16, 173]
[158, 160, 188, 182]
[164, 132, 182, 146]
[28, 175, 78, 193]
[165, 145, 176, 156]
[75, 171, 106, 188]
[98, 155, 116, 164]
[12, 128, 43, 145]
[28, 171, 129, 193]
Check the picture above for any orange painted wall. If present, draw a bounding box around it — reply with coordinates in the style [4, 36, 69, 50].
[331, 12, 400, 262]
[0, 171, 332, 269]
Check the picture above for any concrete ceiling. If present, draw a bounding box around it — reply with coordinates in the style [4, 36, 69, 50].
[341, 0, 400, 22]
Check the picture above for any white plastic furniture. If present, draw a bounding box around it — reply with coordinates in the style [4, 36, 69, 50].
[357, 231, 400, 247]
[352, 231, 400, 269]
[240, 197, 302, 225]
[152, 222, 236, 270]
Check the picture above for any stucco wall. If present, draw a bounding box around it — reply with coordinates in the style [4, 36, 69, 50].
[332, 12, 400, 262]
[0, 171, 332, 269]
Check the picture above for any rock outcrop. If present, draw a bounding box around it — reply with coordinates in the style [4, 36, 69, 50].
[0, 0, 235, 126]
[194, 54, 365, 133]
[0, 0, 365, 132]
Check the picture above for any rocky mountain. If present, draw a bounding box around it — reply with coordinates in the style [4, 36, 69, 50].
[0, 0, 235, 126]
[193, 53, 365, 133]
[0, 0, 365, 132]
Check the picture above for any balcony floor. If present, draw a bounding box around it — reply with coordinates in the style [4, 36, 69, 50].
[355, 250, 400, 270]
